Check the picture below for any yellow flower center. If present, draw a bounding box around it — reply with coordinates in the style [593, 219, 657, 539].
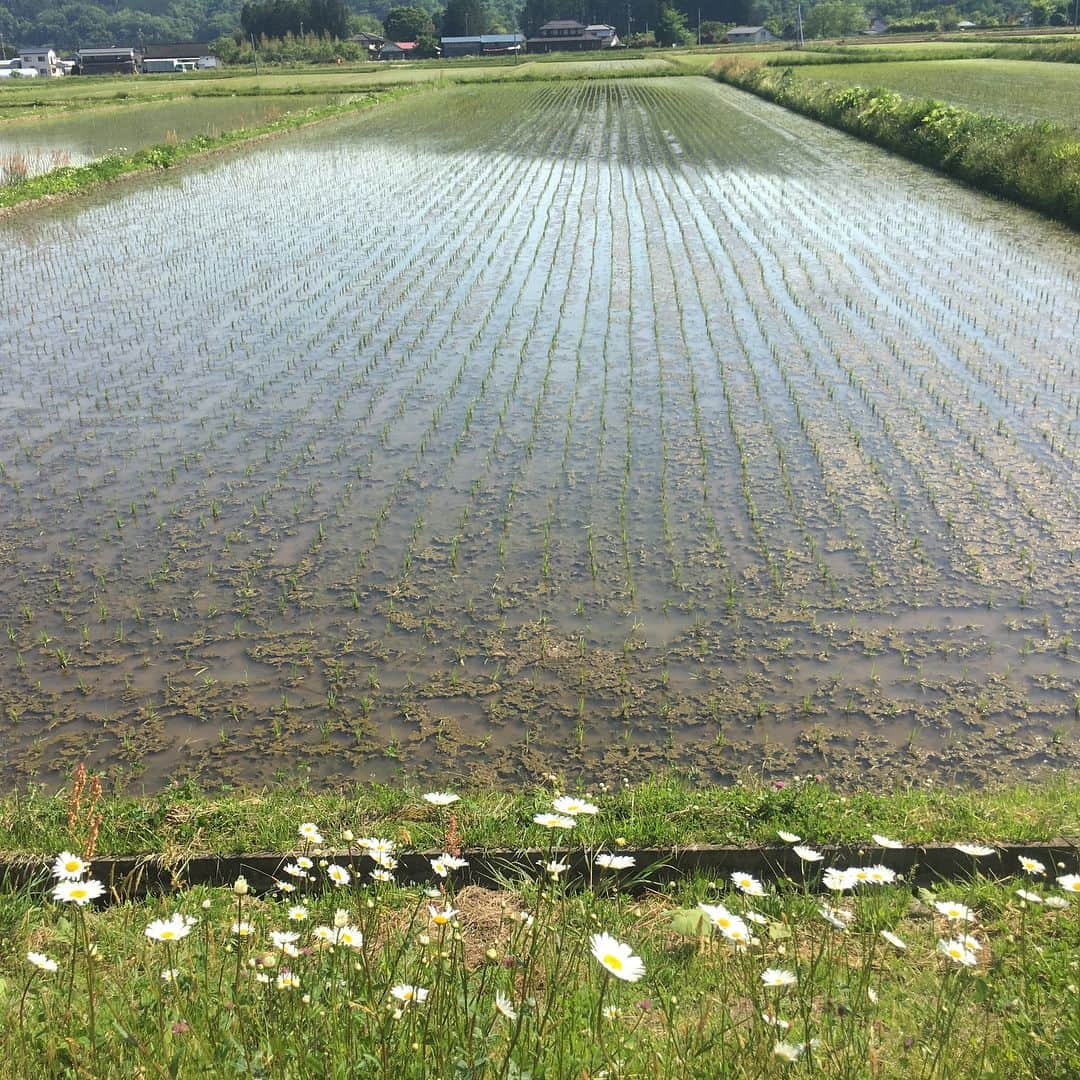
[603, 953, 623, 972]
[65, 860, 80, 872]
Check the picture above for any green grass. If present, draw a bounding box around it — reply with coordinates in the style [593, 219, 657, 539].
[0, 781, 1077, 1077]
[790, 59, 1080, 130]
[710, 58, 1080, 228]
[1, 773, 1075, 860]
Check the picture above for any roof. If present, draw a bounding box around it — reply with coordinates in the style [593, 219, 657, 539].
[442, 34, 524, 44]
[539, 20, 587, 30]
[77, 47, 137, 56]
[141, 43, 210, 60]
[728, 26, 768, 33]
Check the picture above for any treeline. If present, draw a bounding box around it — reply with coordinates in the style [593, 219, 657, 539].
[0, 0, 1069, 54]
[240, 0, 349, 40]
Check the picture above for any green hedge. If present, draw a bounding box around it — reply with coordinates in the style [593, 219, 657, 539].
[711, 61, 1080, 229]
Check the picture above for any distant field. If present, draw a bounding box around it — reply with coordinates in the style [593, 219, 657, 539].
[794, 58, 1080, 129]
[0, 55, 688, 118]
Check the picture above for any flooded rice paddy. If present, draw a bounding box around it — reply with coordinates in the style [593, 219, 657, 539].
[0, 77, 1076, 791]
[0, 93, 348, 174]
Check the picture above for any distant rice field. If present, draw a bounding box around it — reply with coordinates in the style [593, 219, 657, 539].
[792, 58, 1080, 129]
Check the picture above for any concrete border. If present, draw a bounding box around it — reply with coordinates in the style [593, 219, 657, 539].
[2, 840, 1076, 900]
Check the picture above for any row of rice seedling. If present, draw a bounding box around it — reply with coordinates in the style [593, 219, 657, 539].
[0, 76, 1076, 789]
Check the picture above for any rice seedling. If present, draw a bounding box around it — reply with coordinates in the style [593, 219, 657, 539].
[0, 75, 1075, 791]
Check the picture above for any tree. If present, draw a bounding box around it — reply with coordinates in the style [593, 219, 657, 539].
[383, 5, 434, 39]
[801, 0, 867, 37]
[414, 30, 440, 54]
[442, 0, 490, 36]
[655, 2, 692, 44]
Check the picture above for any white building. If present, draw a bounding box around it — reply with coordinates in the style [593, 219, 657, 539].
[18, 47, 60, 76]
[584, 24, 620, 46]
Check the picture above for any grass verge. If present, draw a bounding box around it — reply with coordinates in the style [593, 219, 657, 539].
[709, 58, 1080, 229]
[1, 772, 1077, 1077]
[0, 771, 1076, 860]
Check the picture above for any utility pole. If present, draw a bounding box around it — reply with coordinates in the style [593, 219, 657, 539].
[626, 2, 632, 43]
[796, 2, 804, 46]
[697, 8, 701, 45]
[250, 33, 259, 74]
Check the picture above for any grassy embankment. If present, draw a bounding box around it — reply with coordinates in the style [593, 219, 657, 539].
[0, 773, 1077, 1077]
[1, 772, 1077, 858]
[710, 55, 1080, 228]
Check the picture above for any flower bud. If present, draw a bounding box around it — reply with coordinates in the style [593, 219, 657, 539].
[334, 908, 349, 928]
[234, 876, 249, 896]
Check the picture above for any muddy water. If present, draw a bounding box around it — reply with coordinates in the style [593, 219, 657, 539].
[0, 77, 1076, 791]
[0, 94, 346, 175]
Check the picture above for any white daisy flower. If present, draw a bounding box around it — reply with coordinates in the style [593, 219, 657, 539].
[423, 792, 460, 806]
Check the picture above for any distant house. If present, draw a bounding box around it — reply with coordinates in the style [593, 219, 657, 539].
[865, 17, 889, 35]
[584, 24, 620, 46]
[76, 47, 139, 75]
[526, 19, 612, 53]
[725, 26, 775, 44]
[379, 41, 417, 60]
[440, 34, 525, 58]
[18, 47, 60, 76]
[349, 31, 385, 58]
[956, 20, 978, 29]
[141, 43, 219, 71]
